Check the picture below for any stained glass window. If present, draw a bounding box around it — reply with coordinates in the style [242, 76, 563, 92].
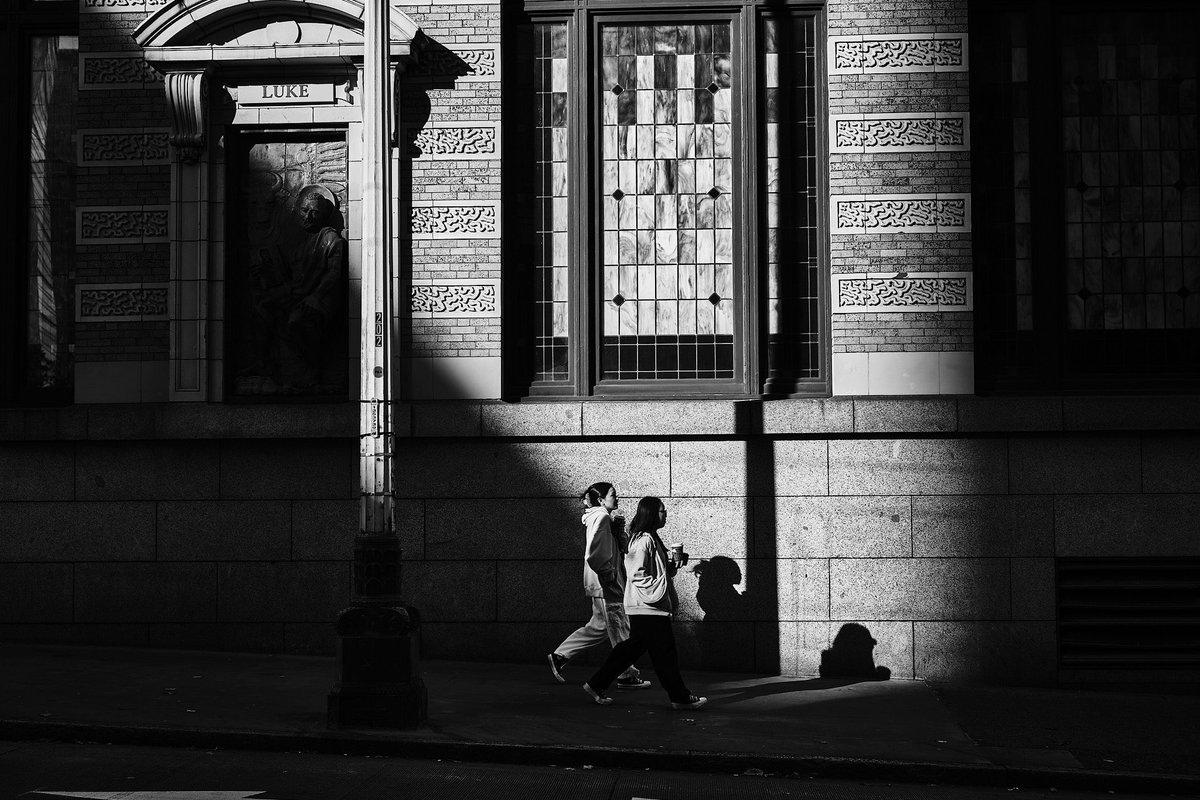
[519, 6, 825, 396]
[532, 22, 570, 383]
[598, 22, 737, 381]
[25, 34, 76, 396]
[763, 14, 821, 383]
[1060, 12, 1200, 332]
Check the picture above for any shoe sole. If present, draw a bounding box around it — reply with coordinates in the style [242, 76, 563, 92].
[583, 683, 613, 705]
[547, 654, 565, 684]
[670, 697, 708, 710]
[616, 680, 652, 690]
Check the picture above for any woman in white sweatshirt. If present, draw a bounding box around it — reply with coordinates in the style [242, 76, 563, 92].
[583, 496, 707, 710]
[547, 482, 649, 689]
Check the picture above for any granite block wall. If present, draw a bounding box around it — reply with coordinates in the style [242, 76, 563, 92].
[3, 400, 1197, 685]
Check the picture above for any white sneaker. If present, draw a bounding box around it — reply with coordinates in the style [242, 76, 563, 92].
[583, 683, 614, 705]
[670, 695, 708, 710]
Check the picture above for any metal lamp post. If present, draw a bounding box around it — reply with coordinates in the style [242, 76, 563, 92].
[327, 0, 427, 729]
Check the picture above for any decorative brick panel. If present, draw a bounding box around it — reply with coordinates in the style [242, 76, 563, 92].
[79, 129, 171, 166]
[406, 45, 500, 82]
[830, 114, 969, 153]
[407, 123, 499, 160]
[76, 283, 169, 322]
[81, 0, 171, 11]
[410, 280, 500, 318]
[77, 206, 170, 244]
[80, 53, 160, 89]
[410, 202, 500, 239]
[829, 34, 969, 75]
[831, 194, 971, 234]
[833, 273, 973, 313]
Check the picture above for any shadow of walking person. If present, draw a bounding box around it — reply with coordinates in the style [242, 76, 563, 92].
[694, 556, 748, 670]
[820, 623, 891, 681]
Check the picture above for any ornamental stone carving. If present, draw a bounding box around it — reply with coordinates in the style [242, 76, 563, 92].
[833, 274, 973, 313]
[77, 285, 169, 321]
[408, 125, 498, 159]
[411, 204, 499, 238]
[80, 130, 171, 165]
[829, 35, 968, 74]
[831, 115, 968, 153]
[78, 207, 171, 243]
[81, 54, 160, 87]
[410, 283, 499, 317]
[163, 70, 209, 164]
[407, 46, 498, 81]
[82, 0, 170, 11]
[831, 195, 970, 233]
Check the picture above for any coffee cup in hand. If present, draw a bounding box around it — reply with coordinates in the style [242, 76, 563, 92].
[669, 543, 684, 564]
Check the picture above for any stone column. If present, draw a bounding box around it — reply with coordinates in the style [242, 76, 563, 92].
[327, 0, 427, 729]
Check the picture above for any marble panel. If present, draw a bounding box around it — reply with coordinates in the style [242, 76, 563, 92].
[0, 443, 75, 501]
[497, 560, 580, 622]
[423, 498, 583, 561]
[75, 563, 217, 623]
[831, 558, 1011, 620]
[912, 495, 1054, 557]
[75, 441, 220, 501]
[582, 400, 739, 436]
[412, 402, 482, 437]
[764, 496, 911, 558]
[1055, 495, 1200, 556]
[762, 398, 855, 434]
[219, 440, 354, 500]
[482, 402, 583, 438]
[217, 562, 349, 622]
[1009, 437, 1141, 494]
[829, 439, 1008, 496]
[157, 500, 291, 561]
[853, 398, 957, 433]
[1142, 435, 1200, 492]
[957, 397, 1063, 432]
[1011, 558, 1056, 621]
[394, 440, 670, 500]
[404, 561, 499, 623]
[0, 564, 73, 622]
[0, 502, 155, 562]
[670, 439, 828, 498]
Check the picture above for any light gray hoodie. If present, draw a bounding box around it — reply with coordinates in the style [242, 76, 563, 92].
[581, 505, 625, 600]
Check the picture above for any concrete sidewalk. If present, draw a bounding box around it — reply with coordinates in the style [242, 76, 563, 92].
[0, 643, 1197, 794]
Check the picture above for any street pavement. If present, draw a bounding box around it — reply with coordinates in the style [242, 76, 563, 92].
[0, 644, 1196, 796]
[3, 740, 1186, 800]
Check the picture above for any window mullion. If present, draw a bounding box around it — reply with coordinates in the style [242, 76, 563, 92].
[570, 8, 592, 396]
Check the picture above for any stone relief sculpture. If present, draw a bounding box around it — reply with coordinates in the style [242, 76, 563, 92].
[231, 139, 349, 397]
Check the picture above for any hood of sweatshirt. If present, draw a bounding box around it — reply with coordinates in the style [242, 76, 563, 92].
[581, 505, 610, 526]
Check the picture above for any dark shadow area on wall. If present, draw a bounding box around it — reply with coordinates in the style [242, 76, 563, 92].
[694, 554, 747, 668]
[820, 622, 891, 681]
[396, 38, 471, 379]
[737, 400, 780, 674]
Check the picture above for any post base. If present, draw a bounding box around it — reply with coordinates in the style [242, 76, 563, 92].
[327, 605, 427, 729]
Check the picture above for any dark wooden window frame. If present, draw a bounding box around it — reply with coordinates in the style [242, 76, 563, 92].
[0, 0, 78, 406]
[508, 0, 829, 400]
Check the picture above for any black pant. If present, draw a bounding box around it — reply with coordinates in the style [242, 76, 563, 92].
[587, 614, 690, 703]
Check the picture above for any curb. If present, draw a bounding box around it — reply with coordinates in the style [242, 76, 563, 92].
[3, 719, 1199, 796]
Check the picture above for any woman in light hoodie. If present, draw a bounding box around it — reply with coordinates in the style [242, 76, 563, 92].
[546, 482, 649, 689]
[583, 496, 707, 710]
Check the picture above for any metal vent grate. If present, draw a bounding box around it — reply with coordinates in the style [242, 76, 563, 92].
[1057, 559, 1200, 668]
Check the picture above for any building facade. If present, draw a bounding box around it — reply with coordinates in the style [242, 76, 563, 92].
[1, 0, 1197, 684]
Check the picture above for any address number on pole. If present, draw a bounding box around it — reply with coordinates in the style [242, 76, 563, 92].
[374, 312, 384, 348]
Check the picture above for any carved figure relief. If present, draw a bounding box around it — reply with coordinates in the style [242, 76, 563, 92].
[229, 138, 349, 397]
